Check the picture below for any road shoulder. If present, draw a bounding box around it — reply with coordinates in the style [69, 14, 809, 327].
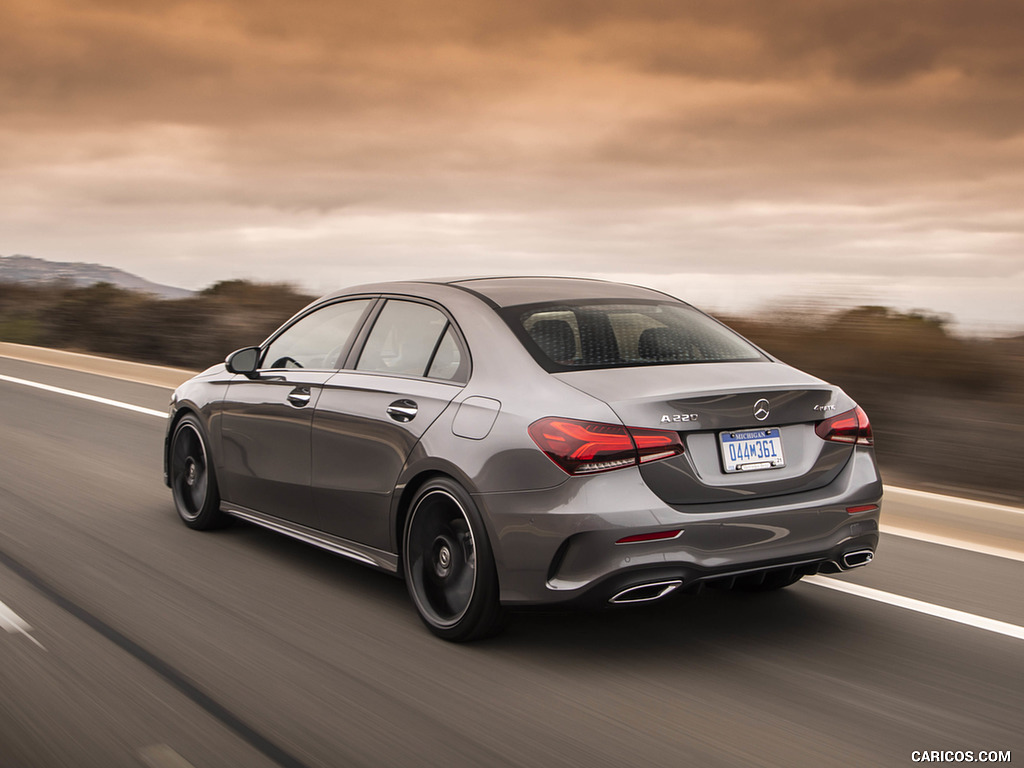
[0, 341, 196, 389]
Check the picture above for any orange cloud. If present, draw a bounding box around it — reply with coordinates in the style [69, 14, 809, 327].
[1, 0, 1022, 330]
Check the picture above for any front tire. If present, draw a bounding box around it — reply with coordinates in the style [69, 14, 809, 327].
[170, 414, 227, 530]
[403, 478, 504, 641]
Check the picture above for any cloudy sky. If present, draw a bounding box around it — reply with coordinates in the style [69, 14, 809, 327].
[2, 0, 1022, 332]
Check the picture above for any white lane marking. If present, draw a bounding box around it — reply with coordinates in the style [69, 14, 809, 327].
[2, 368, 1023, 564]
[2, 356, 1023, 511]
[139, 744, 197, 768]
[0, 598, 46, 650]
[804, 575, 1024, 641]
[0, 373, 166, 419]
[884, 485, 1024, 515]
[881, 524, 1024, 563]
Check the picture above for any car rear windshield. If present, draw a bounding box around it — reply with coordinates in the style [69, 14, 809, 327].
[505, 300, 766, 371]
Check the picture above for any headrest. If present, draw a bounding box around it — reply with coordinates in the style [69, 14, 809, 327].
[530, 319, 577, 363]
[638, 327, 688, 360]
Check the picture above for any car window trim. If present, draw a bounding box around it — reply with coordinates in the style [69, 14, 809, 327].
[258, 295, 381, 373]
[423, 321, 451, 379]
[345, 295, 471, 384]
[340, 298, 385, 370]
[325, 368, 467, 388]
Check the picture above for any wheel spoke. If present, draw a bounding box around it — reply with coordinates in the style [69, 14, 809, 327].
[171, 430, 190, 471]
[444, 560, 474, 614]
[406, 490, 479, 628]
[189, 469, 207, 510]
[172, 423, 208, 520]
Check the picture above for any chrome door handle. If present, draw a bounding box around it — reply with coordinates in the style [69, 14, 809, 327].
[287, 387, 312, 407]
[386, 399, 418, 422]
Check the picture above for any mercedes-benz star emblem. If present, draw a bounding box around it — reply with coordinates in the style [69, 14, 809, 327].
[753, 398, 770, 421]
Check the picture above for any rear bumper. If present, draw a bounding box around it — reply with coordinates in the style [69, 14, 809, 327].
[535, 537, 879, 609]
[475, 447, 882, 605]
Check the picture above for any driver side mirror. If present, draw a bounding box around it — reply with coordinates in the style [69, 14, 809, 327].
[225, 346, 261, 378]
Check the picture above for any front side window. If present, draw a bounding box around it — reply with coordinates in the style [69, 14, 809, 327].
[357, 300, 464, 380]
[509, 301, 765, 371]
[262, 299, 371, 370]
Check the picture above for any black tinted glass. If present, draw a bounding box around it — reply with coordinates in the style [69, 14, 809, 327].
[263, 299, 371, 370]
[426, 325, 464, 381]
[357, 300, 450, 378]
[511, 301, 764, 371]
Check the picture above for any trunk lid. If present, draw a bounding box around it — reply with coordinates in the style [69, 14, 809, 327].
[555, 362, 855, 505]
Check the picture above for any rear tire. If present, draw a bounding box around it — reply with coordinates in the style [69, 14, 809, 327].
[402, 478, 505, 642]
[169, 414, 227, 530]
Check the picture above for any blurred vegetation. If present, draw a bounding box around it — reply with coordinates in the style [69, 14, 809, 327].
[722, 306, 1023, 501]
[0, 280, 314, 368]
[1, 280, 1021, 500]
[721, 305, 1014, 401]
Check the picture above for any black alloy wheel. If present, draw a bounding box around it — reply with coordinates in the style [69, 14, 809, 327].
[170, 414, 226, 530]
[403, 478, 504, 641]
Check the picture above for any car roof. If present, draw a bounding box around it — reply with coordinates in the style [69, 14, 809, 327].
[324, 276, 676, 309]
[446, 276, 676, 307]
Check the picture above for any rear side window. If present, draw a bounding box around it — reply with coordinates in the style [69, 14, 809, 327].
[357, 300, 466, 381]
[510, 301, 765, 371]
[426, 326, 463, 380]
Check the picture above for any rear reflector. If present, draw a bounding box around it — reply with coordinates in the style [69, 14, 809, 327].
[616, 529, 683, 544]
[815, 405, 873, 446]
[528, 417, 684, 475]
[846, 504, 879, 514]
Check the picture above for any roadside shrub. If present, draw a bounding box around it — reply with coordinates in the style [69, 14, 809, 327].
[1, 281, 1020, 499]
[0, 279, 313, 368]
[722, 305, 1010, 401]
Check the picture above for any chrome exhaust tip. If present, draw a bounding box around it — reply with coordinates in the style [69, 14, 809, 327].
[841, 549, 874, 569]
[609, 580, 683, 605]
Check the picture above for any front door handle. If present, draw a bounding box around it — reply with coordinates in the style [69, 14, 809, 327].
[287, 387, 312, 407]
[387, 399, 418, 422]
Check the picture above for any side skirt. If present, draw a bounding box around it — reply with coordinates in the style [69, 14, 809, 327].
[222, 503, 399, 574]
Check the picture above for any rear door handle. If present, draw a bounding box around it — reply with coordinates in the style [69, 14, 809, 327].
[287, 387, 312, 407]
[386, 399, 418, 422]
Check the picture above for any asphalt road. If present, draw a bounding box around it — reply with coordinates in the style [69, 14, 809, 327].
[0, 355, 1021, 768]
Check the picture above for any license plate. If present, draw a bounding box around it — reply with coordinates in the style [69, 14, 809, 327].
[720, 428, 785, 473]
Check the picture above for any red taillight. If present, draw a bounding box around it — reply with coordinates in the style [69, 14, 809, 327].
[630, 425, 687, 464]
[815, 406, 873, 446]
[528, 417, 684, 475]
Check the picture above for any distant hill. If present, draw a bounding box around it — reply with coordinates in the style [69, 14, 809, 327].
[0, 254, 193, 299]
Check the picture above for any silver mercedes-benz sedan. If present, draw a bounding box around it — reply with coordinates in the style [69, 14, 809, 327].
[164, 277, 881, 641]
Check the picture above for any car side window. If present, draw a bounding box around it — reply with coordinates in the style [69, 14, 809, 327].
[426, 325, 465, 381]
[262, 299, 371, 370]
[357, 300, 461, 379]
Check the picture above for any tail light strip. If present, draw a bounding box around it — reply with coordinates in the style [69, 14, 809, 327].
[528, 417, 684, 476]
[815, 406, 874, 446]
